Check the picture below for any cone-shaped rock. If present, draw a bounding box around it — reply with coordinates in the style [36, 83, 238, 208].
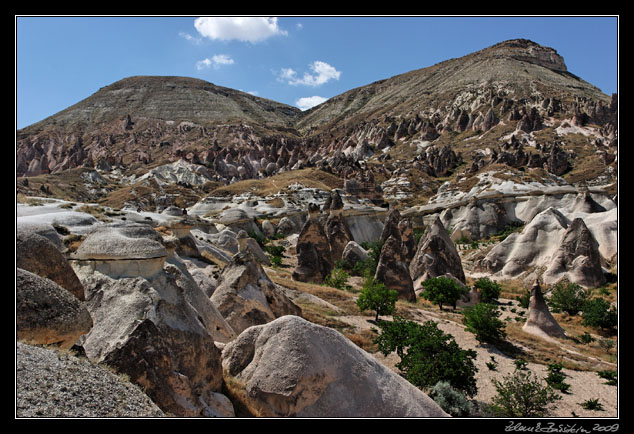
[543, 217, 606, 288]
[523, 281, 567, 340]
[409, 217, 466, 284]
[293, 203, 334, 283]
[375, 235, 416, 302]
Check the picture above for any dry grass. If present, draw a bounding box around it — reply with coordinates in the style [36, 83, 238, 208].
[210, 168, 343, 197]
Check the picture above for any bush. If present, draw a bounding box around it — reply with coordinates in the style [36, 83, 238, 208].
[462, 303, 507, 344]
[581, 298, 617, 330]
[430, 381, 474, 417]
[580, 398, 604, 411]
[473, 277, 502, 303]
[375, 317, 478, 397]
[356, 276, 398, 322]
[516, 289, 531, 309]
[597, 370, 617, 386]
[489, 368, 562, 417]
[421, 276, 469, 310]
[323, 267, 351, 291]
[545, 362, 571, 394]
[548, 282, 588, 315]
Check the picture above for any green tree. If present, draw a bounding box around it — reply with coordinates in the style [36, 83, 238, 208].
[489, 368, 562, 417]
[462, 303, 507, 344]
[421, 276, 468, 310]
[323, 267, 351, 291]
[430, 381, 474, 417]
[548, 282, 588, 315]
[375, 317, 478, 397]
[356, 276, 398, 322]
[581, 298, 617, 331]
[473, 277, 502, 303]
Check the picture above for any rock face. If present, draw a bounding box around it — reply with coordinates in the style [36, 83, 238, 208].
[543, 217, 606, 288]
[16, 226, 86, 301]
[16, 268, 93, 350]
[325, 191, 354, 262]
[211, 251, 301, 335]
[16, 342, 165, 418]
[71, 223, 168, 279]
[75, 246, 236, 416]
[522, 281, 567, 340]
[342, 241, 370, 268]
[375, 235, 416, 302]
[410, 217, 466, 285]
[221, 315, 449, 418]
[292, 204, 334, 283]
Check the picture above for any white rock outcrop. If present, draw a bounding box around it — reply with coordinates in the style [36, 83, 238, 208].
[221, 315, 449, 418]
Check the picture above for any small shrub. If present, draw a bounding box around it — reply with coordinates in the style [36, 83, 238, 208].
[514, 358, 528, 371]
[430, 381, 474, 417]
[516, 289, 531, 309]
[462, 303, 507, 344]
[269, 255, 283, 266]
[546, 362, 571, 394]
[323, 267, 351, 291]
[597, 370, 617, 386]
[356, 276, 398, 322]
[473, 278, 502, 303]
[486, 356, 498, 371]
[598, 338, 616, 354]
[579, 331, 596, 345]
[580, 398, 604, 411]
[488, 368, 562, 417]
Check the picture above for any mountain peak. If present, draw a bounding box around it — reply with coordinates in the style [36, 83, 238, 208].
[479, 38, 567, 72]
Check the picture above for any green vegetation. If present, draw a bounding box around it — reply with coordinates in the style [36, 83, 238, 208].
[323, 267, 351, 291]
[375, 317, 478, 398]
[462, 303, 507, 344]
[488, 367, 562, 417]
[545, 362, 571, 394]
[597, 370, 617, 386]
[581, 298, 617, 331]
[430, 381, 474, 417]
[548, 282, 588, 315]
[420, 276, 468, 310]
[473, 277, 502, 303]
[356, 276, 398, 322]
[580, 398, 604, 411]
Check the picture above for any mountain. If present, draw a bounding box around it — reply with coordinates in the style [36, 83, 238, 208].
[16, 39, 617, 208]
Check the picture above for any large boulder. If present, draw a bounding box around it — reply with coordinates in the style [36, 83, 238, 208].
[211, 251, 301, 335]
[409, 217, 466, 285]
[16, 227, 85, 301]
[342, 241, 370, 268]
[71, 223, 168, 279]
[543, 217, 606, 288]
[16, 268, 93, 350]
[221, 315, 449, 417]
[74, 243, 236, 417]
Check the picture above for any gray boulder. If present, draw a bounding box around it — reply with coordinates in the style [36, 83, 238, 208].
[221, 315, 449, 417]
[17, 227, 85, 301]
[342, 241, 370, 268]
[16, 268, 93, 350]
[211, 251, 301, 335]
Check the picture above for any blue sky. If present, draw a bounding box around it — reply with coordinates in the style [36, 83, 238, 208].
[16, 16, 619, 129]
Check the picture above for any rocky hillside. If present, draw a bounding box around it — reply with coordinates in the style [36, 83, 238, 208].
[15, 39, 618, 419]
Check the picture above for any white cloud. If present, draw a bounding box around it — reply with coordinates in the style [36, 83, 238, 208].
[279, 61, 341, 87]
[196, 54, 235, 70]
[179, 31, 202, 44]
[296, 96, 328, 111]
[194, 17, 287, 43]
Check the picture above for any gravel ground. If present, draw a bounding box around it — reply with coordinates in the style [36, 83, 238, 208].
[16, 342, 165, 418]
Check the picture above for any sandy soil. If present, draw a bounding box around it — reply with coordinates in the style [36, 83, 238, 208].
[333, 308, 618, 418]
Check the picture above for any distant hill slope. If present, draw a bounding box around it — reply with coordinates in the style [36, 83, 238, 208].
[20, 75, 302, 133]
[295, 39, 611, 133]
